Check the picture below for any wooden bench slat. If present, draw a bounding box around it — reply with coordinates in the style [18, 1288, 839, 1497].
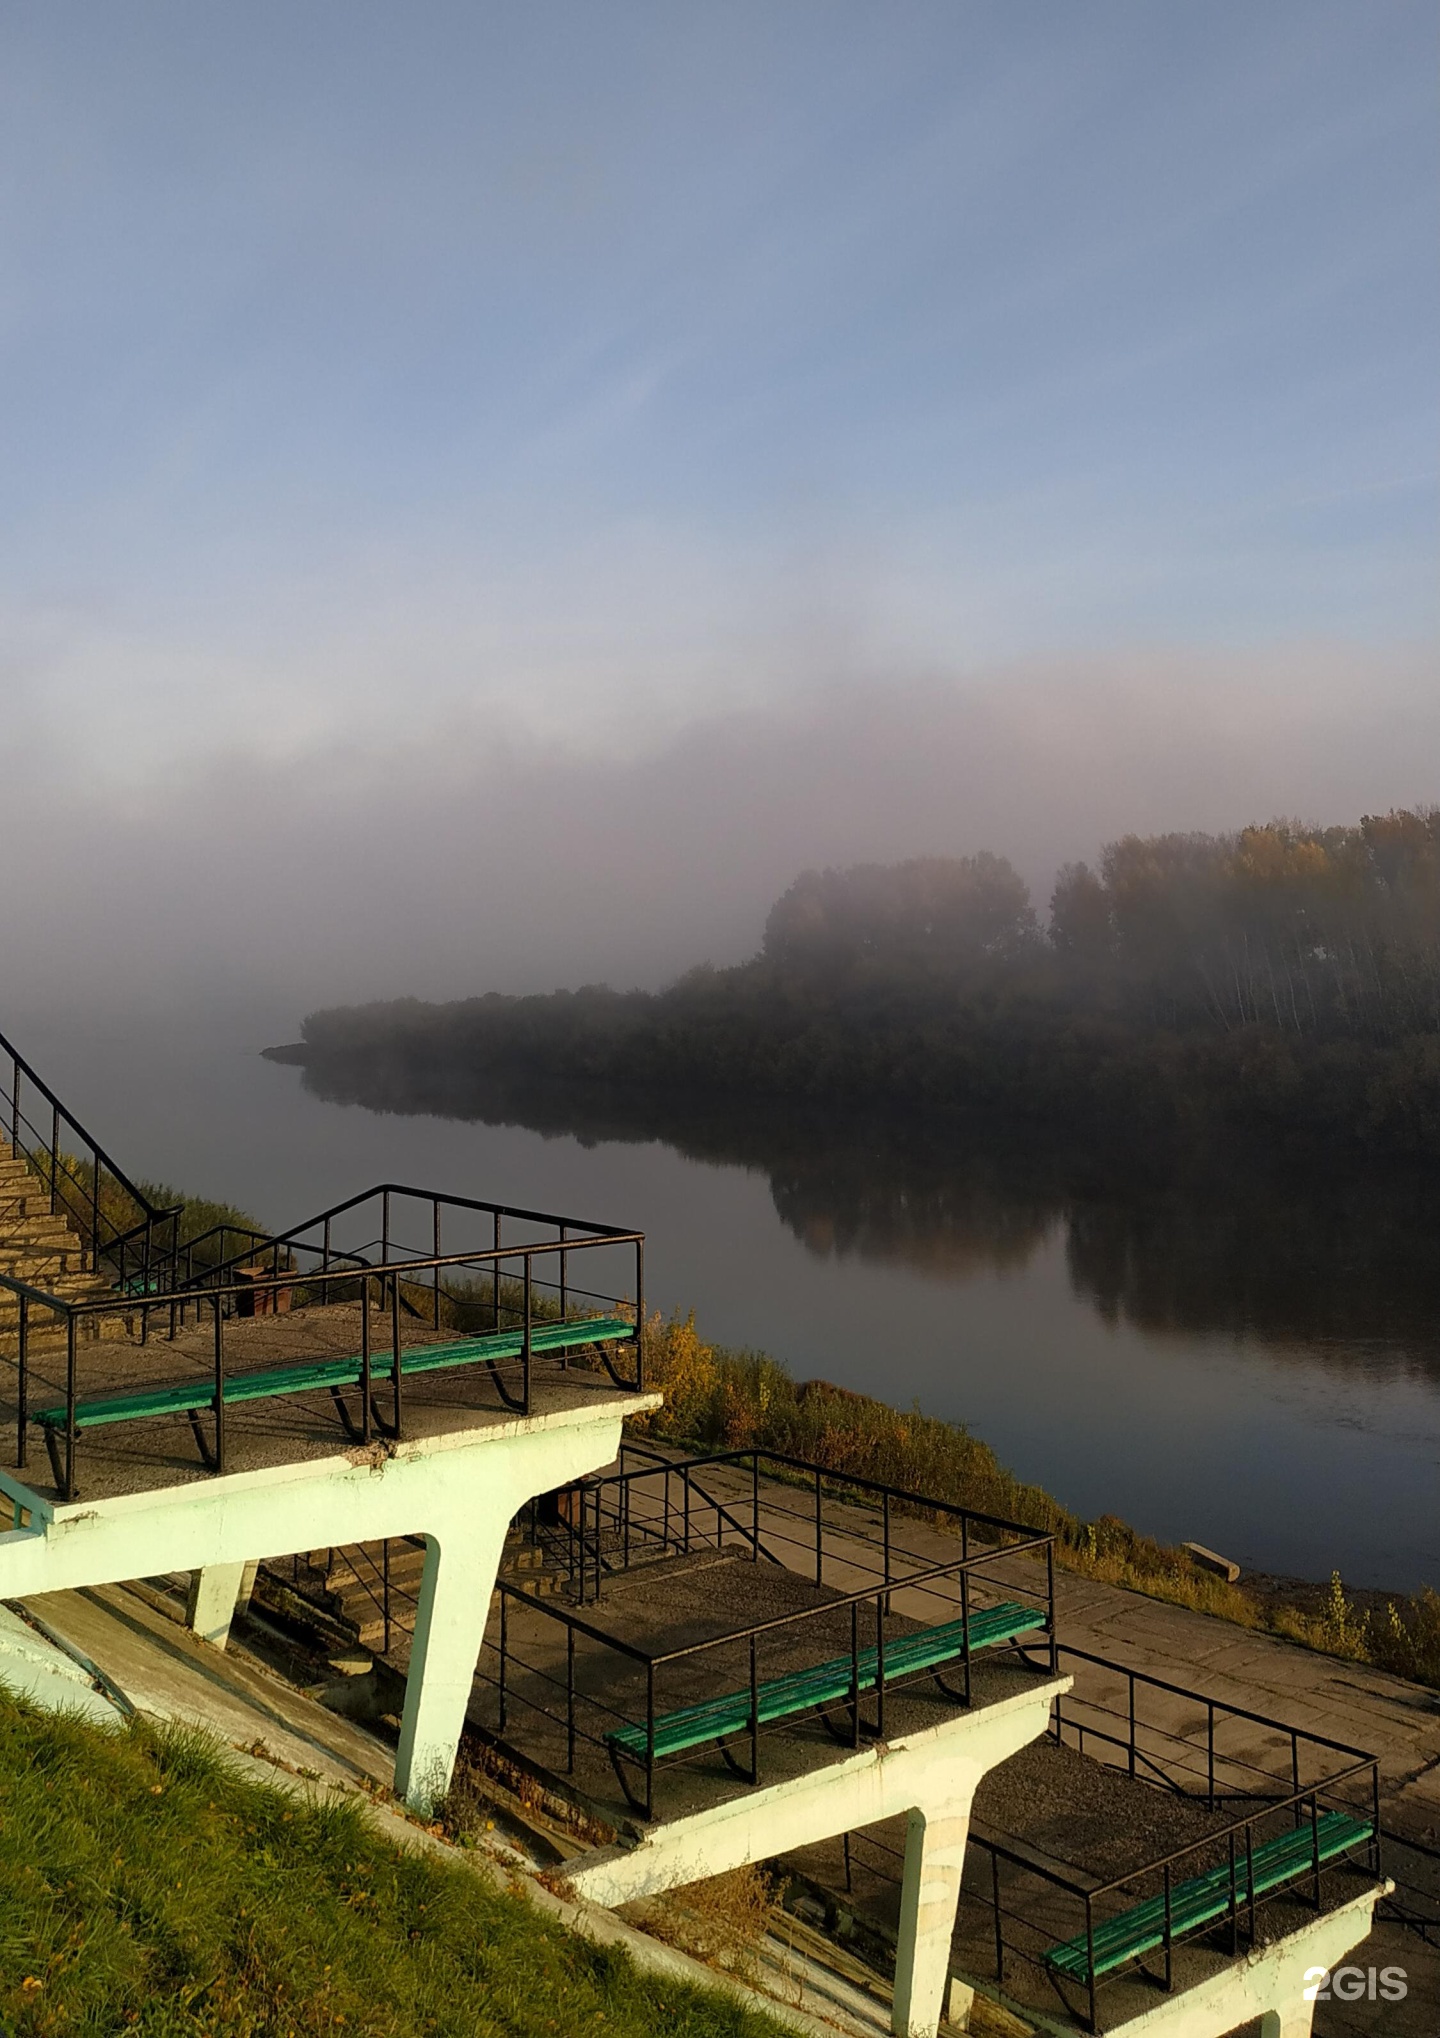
[33, 1315, 633, 1432]
[606, 1601, 1046, 1762]
[1044, 1811, 1374, 1981]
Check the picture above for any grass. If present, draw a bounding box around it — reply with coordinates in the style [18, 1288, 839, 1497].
[0, 1694, 786, 2038]
[630, 1310, 1440, 1692]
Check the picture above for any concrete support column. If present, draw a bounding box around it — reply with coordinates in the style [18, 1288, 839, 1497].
[394, 1518, 508, 1813]
[891, 1794, 975, 2038]
[186, 1560, 255, 1650]
[1259, 2007, 1315, 2038]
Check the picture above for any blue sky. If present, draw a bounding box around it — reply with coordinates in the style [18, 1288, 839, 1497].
[0, 2, 1435, 1009]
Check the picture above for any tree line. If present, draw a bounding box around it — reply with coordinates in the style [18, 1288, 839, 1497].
[290, 808, 1440, 1156]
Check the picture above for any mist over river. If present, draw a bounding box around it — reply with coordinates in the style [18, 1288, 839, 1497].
[18, 1009, 1440, 1593]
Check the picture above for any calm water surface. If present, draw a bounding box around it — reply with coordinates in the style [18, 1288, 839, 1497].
[21, 1011, 1440, 1592]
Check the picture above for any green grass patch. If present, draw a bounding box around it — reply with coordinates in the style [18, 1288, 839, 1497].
[0, 1693, 785, 2038]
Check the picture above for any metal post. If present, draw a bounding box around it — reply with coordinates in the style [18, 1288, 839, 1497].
[752, 1453, 759, 1560]
[749, 1633, 760, 1784]
[634, 1237, 645, 1389]
[1162, 1865, 1173, 1990]
[381, 1189, 390, 1264]
[1128, 1672, 1137, 1778]
[683, 1467, 691, 1553]
[1047, 1539, 1058, 1673]
[992, 1850, 1004, 1982]
[64, 1311, 76, 1501]
[1311, 1795, 1322, 1908]
[1207, 1701, 1215, 1809]
[850, 1601, 860, 1748]
[883, 1490, 891, 1615]
[213, 1297, 226, 1474]
[1246, 1822, 1257, 1944]
[390, 1271, 403, 1436]
[433, 1203, 442, 1330]
[498, 1590, 508, 1731]
[645, 1660, 656, 1822]
[843, 1830, 853, 1894]
[961, 1556, 972, 1707]
[360, 1282, 371, 1443]
[559, 1224, 568, 1341]
[875, 1592, 886, 1740]
[1085, 1893, 1097, 2032]
[383, 1538, 391, 1655]
[49, 1103, 58, 1215]
[521, 1254, 532, 1416]
[492, 1212, 501, 1328]
[814, 1467, 822, 1587]
[567, 1625, 576, 1773]
[1227, 1832, 1239, 1953]
[16, 1293, 27, 1467]
[1291, 1730, 1300, 1825]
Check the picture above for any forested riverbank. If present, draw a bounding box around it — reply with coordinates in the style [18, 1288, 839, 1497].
[283, 811, 1440, 1157]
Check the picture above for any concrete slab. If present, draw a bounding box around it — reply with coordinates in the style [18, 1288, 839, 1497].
[0, 1300, 641, 1507]
[0, 1597, 126, 1726]
[25, 1582, 395, 1788]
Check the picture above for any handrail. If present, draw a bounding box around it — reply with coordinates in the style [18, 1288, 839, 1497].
[3, 1225, 646, 1497]
[1, 1025, 181, 1295]
[1, 1026, 166, 1220]
[158, 1179, 639, 1294]
[1054, 1641, 1376, 1766]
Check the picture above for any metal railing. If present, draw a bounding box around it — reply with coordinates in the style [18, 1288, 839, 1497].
[0, 1026, 180, 1293]
[473, 1460, 1057, 1822]
[2, 1212, 644, 1499]
[933, 1643, 1384, 2032]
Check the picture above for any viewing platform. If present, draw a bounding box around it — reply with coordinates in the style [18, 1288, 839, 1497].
[0, 1072, 657, 1815]
[0, 1029, 1401, 2037]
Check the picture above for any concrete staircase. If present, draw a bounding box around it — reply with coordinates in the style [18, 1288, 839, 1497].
[0, 1139, 121, 1359]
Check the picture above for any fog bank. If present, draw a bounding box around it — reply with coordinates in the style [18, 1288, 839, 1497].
[2, 642, 1434, 1043]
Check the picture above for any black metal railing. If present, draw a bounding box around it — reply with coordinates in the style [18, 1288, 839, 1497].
[930, 1643, 1384, 2031]
[1, 1212, 645, 1499]
[0, 1025, 181, 1293]
[472, 1465, 1057, 1822]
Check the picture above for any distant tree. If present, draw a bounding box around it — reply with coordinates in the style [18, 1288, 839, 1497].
[1048, 862, 1114, 959]
[763, 854, 1038, 979]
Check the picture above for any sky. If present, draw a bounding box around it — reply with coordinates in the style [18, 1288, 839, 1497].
[1, 0, 1436, 1029]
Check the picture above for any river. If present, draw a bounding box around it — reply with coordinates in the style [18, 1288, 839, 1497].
[16, 1011, 1439, 1592]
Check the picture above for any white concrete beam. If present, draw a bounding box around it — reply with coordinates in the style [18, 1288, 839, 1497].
[0, 1393, 656, 1811]
[186, 1561, 250, 1649]
[567, 1678, 1066, 1906]
[394, 1516, 511, 1809]
[893, 1800, 973, 2038]
[568, 1680, 1065, 2038]
[184, 1559, 263, 1651]
[1101, 1880, 1390, 2038]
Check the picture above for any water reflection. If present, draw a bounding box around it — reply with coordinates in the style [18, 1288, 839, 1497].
[292, 1054, 1440, 1376]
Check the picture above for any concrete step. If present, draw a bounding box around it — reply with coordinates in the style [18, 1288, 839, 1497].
[0, 1250, 90, 1279]
[0, 1217, 79, 1242]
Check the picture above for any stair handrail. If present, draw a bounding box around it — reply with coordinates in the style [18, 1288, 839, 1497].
[151, 1179, 636, 1297]
[0, 1024, 181, 1287]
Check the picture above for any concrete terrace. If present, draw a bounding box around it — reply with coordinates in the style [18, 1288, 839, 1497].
[0, 1298, 637, 1505]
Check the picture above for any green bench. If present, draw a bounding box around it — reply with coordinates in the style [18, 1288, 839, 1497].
[1045, 1810, 1375, 1984]
[606, 1600, 1046, 1765]
[33, 1314, 634, 1434]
